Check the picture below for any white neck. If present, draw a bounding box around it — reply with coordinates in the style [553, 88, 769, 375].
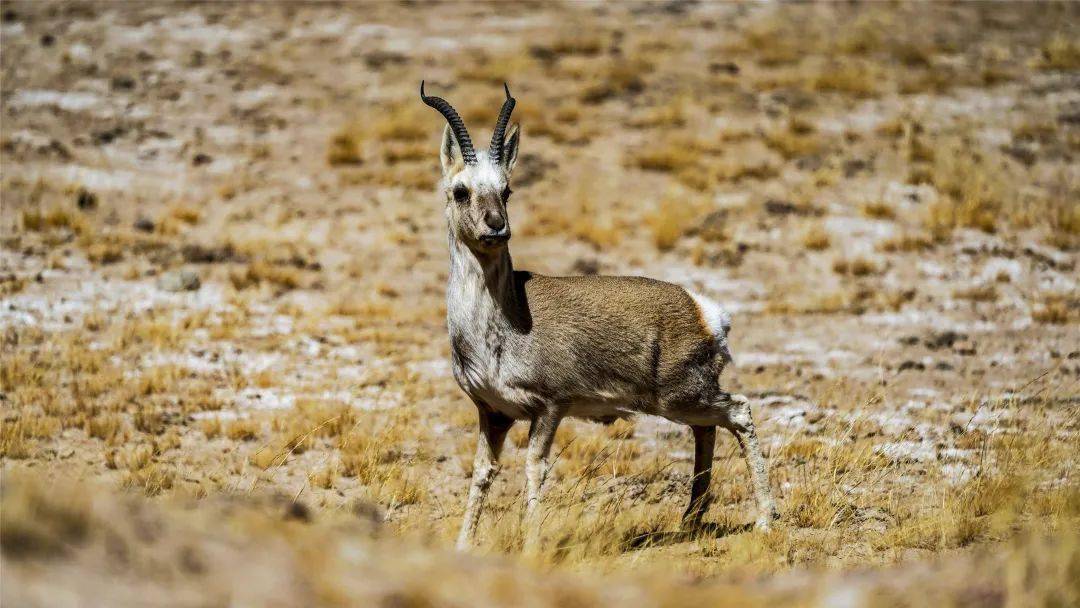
[446, 231, 525, 340]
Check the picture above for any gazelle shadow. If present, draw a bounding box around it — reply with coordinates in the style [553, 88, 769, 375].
[622, 520, 756, 551]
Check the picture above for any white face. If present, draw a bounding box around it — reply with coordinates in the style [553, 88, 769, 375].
[441, 125, 520, 255]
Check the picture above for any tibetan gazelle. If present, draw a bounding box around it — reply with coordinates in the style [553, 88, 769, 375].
[421, 82, 778, 551]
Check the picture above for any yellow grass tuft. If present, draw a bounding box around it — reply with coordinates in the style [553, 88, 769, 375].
[644, 192, 710, 251]
[579, 57, 652, 103]
[1037, 33, 1080, 70]
[920, 138, 1013, 237]
[860, 201, 896, 220]
[1031, 293, 1077, 324]
[832, 256, 884, 277]
[812, 60, 882, 97]
[801, 222, 831, 251]
[20, 206, 87, 234]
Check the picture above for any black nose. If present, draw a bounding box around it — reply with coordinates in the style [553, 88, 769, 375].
[484, 211, 506, 232]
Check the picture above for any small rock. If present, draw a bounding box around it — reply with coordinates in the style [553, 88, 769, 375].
[351, 499, 383, 526]
[764, 199, 799, 215]
[157, 269, 200, 292]
[92, 126, 125, 145]
[1059, 112, 1080, 126]
[76, 188, 97, 210]
[898, 335, 919, 346]
[1002, 144, 1037, 166]
[709, 61, 740, 75]
[924, 330, 966, 350]
[283, 501, 311, 523]
[898, 360, 925, 372]
[363, 50, 408, 70]
[843, 158, 871, 177]
[110, 75, 136, 91]
[513, 153, 554, 188]
[571, 258, 600, 275]
[133, 217, 155, 232]
[181, 243, 237, 264]
[192, 153, 212, 166]
[40, 34, 55, 47]
[952, 340, 976, 356]
[695, 210, 729, 242]
[763, 199, 821, 217]
[935, 361, 954, 371]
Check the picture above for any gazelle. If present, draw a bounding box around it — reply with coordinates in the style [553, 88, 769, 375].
[420, 82, 778, 551]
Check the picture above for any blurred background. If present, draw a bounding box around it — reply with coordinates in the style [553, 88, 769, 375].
[2, 2, 1078, 606]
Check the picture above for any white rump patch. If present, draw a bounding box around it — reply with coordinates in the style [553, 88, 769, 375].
[688, 291, 734, 363]
[688, 291, 731, 337]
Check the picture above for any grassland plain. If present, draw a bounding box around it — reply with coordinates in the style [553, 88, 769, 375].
[1, 1, 1078, 606]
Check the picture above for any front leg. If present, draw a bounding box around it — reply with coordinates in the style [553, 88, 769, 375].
[523, 406, 561, 554]
[457, 405, 514, 550]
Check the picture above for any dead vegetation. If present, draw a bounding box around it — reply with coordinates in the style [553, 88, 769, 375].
[2, 1, 1078, 606]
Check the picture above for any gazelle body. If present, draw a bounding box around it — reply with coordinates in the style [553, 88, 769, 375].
[422, 83, 778, 551]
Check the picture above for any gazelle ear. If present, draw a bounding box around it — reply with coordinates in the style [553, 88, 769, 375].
[440, 124, 464, 175]
[501, 123, 520, 174]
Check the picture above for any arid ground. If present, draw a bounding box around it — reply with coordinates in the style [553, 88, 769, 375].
[1, 2, 1078, 606]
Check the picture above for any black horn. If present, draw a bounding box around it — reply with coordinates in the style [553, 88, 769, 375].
[420, 80, 477, 164]
[488, 83, 516, 165]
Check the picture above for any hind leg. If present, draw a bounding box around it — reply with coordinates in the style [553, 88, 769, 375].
[720, 394, 778, 530]
[682, 425, 716, 531]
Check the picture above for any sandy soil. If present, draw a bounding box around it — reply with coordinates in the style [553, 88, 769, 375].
[1, 2, 1078, 606]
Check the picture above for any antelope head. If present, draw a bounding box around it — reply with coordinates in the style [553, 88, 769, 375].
[421, 82, 520, 255]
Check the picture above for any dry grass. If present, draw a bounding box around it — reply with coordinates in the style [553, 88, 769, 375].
[535, 28, 609, 57]
[1, 413, 61, 459]
[628, 135, 776, 190]
[811, 59, 882, 98]
[763, 118, 825, 160]
[644, 191, 710, 251]
[953, 284, 999, 303]
[629, 142, 695, 174]
[229, 261, 303, 291]
[579, 57, 652, 103]
[329, 103, 435, 167]
[1031, 293, 1077, 324]
[3, 2, 1079, 605]
[20, 206, 88, 234]
[765, 286, 859, 315]
[919, 137, 1013, 237]
[327, 127, 364, 165]
[832, 256, 884, 277]
[1036, 33, 1080, 70]
[801, 222, 831, 251]
[627, 95, 690, 129]
[860, 201, 896, 220]
[520, 183, 622, 249]
[877, 231, 936, 252]
[456, 53, 536, 85]
[8, 468, 1074, 607]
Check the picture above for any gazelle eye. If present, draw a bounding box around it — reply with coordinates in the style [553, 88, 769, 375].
[502, 186, 512, 201]
[453, 186, 469, 203]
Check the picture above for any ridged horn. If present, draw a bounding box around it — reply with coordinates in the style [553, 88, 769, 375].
[420, 80, 477, 164]
[488, 83, 516, 165]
